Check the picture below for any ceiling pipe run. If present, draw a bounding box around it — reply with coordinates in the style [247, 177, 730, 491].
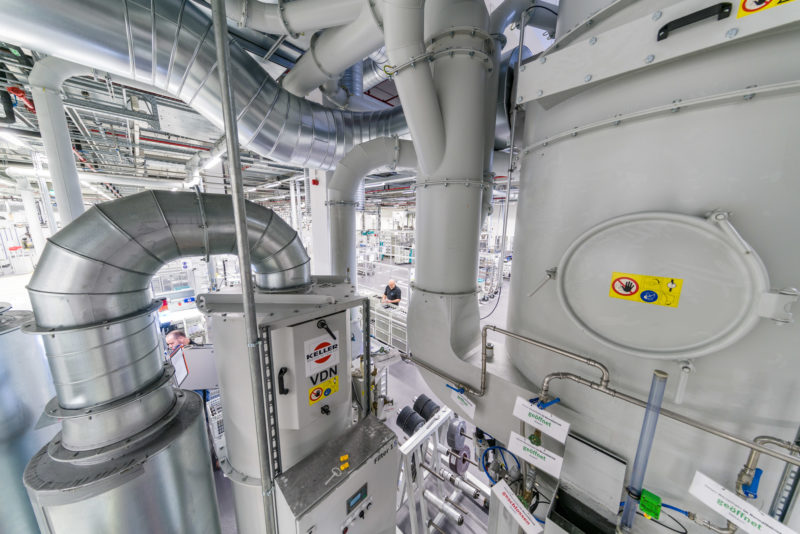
[28, 57, 93, 224]
[225, 0, 364, 36]
[0, 0, 407, 170]
[4, 164, 194, 190]
[281, 0, 385, 97]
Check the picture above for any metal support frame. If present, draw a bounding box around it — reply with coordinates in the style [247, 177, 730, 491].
[398, 406, 455, 534]
[361, 297, 372, 418]
[211, 1, 278, 532]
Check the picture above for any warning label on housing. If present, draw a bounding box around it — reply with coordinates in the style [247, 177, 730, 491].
[609, 272, 683, 308]
[737, 0, 797, 18]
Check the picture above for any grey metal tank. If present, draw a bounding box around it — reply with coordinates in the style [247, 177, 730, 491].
[0, 303, 55, 534]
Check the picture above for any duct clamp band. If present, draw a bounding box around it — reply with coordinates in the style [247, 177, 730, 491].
[276, 0, 299, 39]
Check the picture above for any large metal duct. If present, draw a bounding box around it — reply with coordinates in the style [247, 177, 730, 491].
[0, 0, 406, 170]
[327, 136, 417, 280]
[22, 191, 309, 533]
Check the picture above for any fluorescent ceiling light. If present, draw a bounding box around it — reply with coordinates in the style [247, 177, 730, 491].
[202, 154, 221, 170]
[0, 130, 25, 148]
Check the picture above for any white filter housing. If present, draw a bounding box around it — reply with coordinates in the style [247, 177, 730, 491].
[505, 0, 800, 529]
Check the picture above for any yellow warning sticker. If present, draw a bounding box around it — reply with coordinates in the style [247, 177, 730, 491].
[308, 375, 339, 406]
[738, 0, 797, 18]
[609, 272, 683, 308]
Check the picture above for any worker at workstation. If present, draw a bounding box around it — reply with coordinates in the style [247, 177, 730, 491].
[382, 279, 402, 305]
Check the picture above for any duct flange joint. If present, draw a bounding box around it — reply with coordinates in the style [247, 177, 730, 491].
[276, 0, 300, 38]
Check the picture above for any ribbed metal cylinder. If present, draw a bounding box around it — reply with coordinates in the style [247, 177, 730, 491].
[0, 0, 406, 170]
[27, 191, 311, 329]
[25, 392, 221, 534]
[27, 304, 163, 409]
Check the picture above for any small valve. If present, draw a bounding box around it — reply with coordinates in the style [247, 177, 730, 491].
[742, 468, 763, 499]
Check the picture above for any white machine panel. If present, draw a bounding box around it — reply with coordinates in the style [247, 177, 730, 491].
[275, 416, 399, 534]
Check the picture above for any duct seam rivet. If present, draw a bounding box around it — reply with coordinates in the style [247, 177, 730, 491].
[540, 57, 546, 64]
[520, 65, 526, 72]
[589, 36, 597, 45]
[652, 10, 662, 21]
[537, 90, 543, 97]
[645, 55, 655, 64]
[584, 74, 592, 82]
[517, 96, 523, 103]
[726, 28, 739, 39]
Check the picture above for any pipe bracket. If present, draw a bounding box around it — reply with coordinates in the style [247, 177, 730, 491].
[426, 26, 494, 50]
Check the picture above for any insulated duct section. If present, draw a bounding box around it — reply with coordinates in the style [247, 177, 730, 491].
[328, 136, 417, 281]
[0, 0, 406, 170]
[22, 191, 309, 533]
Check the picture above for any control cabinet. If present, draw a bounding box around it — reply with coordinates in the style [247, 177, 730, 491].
[275, 416, 399, 534]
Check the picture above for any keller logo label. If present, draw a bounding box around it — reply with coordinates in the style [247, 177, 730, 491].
[304, 331, 340, 376]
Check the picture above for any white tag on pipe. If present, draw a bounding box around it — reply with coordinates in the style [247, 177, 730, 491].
[451, 390, 476, 420]
[508, 431, 564, 479]
[492, 479, 543, 534]
[689, 471, 797, 534]
[512, 396, 570, 443]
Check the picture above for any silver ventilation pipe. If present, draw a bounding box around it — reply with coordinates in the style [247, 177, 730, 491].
[22, 191, 309, 533]
[0, 0, 407, 170]
[362, 47, 391, 92]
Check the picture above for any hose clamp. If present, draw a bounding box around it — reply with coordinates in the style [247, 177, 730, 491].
[365, 0, 383, 31]
[308, 33, 337, 80]
[426, 26, 494, 50]
[414, 177, 489, 190]
[276, 0, 299, 39]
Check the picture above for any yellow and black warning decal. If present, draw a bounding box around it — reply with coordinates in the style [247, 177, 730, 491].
[308, 366, 339, 405]
[609, 272, 683, 308]
[738, 0, 797, 18]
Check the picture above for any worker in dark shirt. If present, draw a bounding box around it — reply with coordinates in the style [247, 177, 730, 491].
[382, 279, 402, 305]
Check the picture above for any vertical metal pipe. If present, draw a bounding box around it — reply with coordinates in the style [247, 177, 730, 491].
[620, 370, 668, 530]
[361, 298, 372, 418]
[210, 1, 276, 532]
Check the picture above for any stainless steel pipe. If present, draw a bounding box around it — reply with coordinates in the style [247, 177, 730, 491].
[212, 1, 278, 532]
[540, 372, 800, 468]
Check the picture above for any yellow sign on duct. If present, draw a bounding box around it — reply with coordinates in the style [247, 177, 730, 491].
[609, 272, 683, 308]
[737, 0, 797, 18]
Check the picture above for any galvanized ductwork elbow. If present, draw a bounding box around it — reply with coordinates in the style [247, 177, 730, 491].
[29, 190, 309, 330]
[21, 191, 309, 534]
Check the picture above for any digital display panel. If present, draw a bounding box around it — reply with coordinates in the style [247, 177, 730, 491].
[346, 483, 368, 514]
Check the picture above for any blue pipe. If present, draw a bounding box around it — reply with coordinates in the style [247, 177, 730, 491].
[620, 370, 668, 530]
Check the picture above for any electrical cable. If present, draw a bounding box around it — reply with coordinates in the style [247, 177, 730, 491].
[618, 502, 689, 534]
[480, 285, 503, 320]
[638, 511, 688, 534]
[662, 503, 691, 517]
[481, 445, 521, 484]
